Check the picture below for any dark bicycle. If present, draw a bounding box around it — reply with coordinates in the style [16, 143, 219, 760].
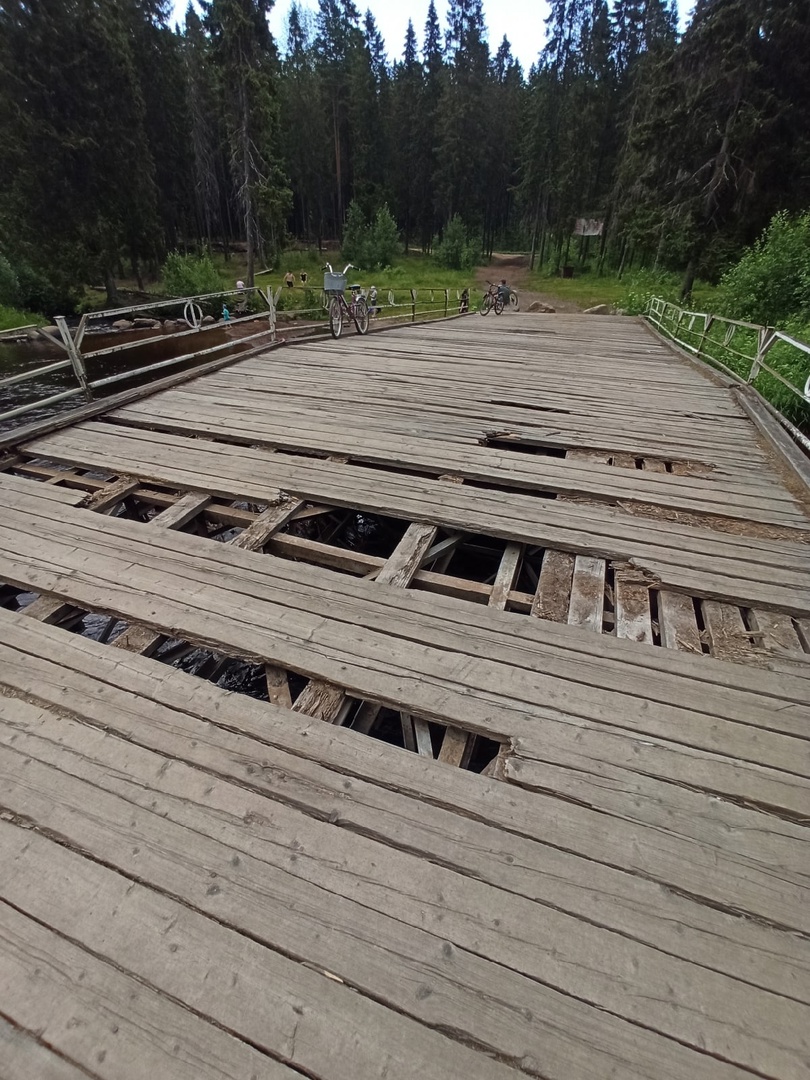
[479, 281, 505, 316]
[323, 263, 369, 338]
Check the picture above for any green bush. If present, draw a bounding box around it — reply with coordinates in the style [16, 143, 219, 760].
[716, 211, 810, 326]
[434, 215, 477, 271]
[161, 251, 224, 298]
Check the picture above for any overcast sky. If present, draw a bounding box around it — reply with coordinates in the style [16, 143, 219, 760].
[173, 0, 550, 71]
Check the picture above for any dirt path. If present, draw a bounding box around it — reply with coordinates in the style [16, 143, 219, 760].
[473, 253, 582, 313]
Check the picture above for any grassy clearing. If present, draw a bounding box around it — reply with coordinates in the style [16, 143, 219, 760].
[0, 304, 43, 332]
[524, 266, 719, 313]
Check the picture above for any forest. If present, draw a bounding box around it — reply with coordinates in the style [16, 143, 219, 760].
[0, 0, 809, 318]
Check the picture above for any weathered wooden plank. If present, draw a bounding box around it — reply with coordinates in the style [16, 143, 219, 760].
[0, 897, 295, 1080]
[614, 567, 654, 644]
[3, 612, 807, 985]
[531, 549, 575, 621]
[82, 475, 140, 513]
[1, 718, 805, 1080]
[228, 495, 303, 550]
[150, 491, 211, 529]
[21, 422, 810, 615]
[702, 601, 756, 662]
[749, 609, 805, 655]
[1, 491, 807, 772]
[658, 590, 702, 654]
[488, 542, 522, 610]
[567, 556, 606, 633]
[0, 730, 756, 1075]
[0, 1015, 95, 1080]
[294, 522, 439, 723]
[0, 470, 85, 506]
[0, 823, 530, 1080]
[437, 725, 474, 767]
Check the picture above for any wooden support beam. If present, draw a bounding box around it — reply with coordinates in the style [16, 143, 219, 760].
[230, 496, 305, 550]
[83, 476, 140, 513]
[115, 496, 304, 700]
[488, 542, 523, 611]
[294, 523, 438, 722]
[150, 492, 211, 530]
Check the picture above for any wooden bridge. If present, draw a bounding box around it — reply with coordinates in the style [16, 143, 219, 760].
[0, 312, 808, 1080]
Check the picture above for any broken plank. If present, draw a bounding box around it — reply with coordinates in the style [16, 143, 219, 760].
[567, 556, 606, 633]
[150, 491, 211, 530]
[614, 568, 654, 644]
[658, 591, 702, 654]
[532, 549, 575, 621]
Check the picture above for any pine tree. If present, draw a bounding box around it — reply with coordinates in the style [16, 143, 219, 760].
[204, 0, 290, 283]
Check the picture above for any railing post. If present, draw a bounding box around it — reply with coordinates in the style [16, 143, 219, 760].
[410, 289, 417, 322]
[750, 327, 775, 383]
[697, 314, 713, 354]
[55, 315, 91, 401]
[268, 286, 282, 342]
[445, 289, 449, 317]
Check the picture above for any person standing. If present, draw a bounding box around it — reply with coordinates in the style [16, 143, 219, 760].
[284, 271, 295, 288]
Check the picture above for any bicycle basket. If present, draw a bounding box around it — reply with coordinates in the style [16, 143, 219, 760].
[323, 271, 346, 293]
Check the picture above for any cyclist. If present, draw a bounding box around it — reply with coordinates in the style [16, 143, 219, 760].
[460, 287, 469, 313]
[498, 279, 511, 306]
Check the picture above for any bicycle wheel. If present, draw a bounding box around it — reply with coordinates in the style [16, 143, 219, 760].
[354, 297, 369, 335]
[509, 290, 520, 311]
[328, 297, 343, 338]
[479, 294, 491, 316]
[494, 296, 505, 315]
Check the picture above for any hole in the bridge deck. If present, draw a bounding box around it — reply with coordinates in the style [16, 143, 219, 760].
[479, 435, 567, 458]
[438, 534, 509, 584]
[795, 619, 810, 654]
[488, 399, 571, 415]
[343, 702, 502, 774]
[692, 600, 712, 655]
[648, 590, 662, 647]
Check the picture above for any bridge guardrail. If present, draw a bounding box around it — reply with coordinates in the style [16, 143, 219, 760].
[645, 296, 810, 454]
[0, 284, 471, 426]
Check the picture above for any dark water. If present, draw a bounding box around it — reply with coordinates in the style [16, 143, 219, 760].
[0, 324, 241, 433]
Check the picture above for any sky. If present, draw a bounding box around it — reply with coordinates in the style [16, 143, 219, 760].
[173, 0, 550, 72]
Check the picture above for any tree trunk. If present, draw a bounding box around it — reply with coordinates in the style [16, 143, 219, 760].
[680, 254, 697, 303]
[104, 269, 120, 308]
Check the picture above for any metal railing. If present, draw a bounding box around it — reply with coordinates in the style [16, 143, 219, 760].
[0, 283, 471, 427]
[645, 297, 810, 453]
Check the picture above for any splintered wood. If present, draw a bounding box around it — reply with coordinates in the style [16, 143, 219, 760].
[0, 313, 808, 1080]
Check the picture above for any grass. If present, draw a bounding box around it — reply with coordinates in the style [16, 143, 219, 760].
[0, 304, 43, 332]
[524, 266, 719, 313]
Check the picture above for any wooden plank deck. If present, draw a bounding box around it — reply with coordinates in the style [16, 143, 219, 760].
[0, 312, 808, 1080]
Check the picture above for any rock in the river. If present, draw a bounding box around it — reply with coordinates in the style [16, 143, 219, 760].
[39, 325, 59, 336]
[133, 316, 160, 329]
[112, 319, 133, 330]
[583, 304, 611, 315]
[528, 301, 556, 313]
[202, 314, 216, 324]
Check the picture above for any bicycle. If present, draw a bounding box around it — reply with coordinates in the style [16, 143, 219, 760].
[479, 281, 505, 316]
[322, 263, 369, 338]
